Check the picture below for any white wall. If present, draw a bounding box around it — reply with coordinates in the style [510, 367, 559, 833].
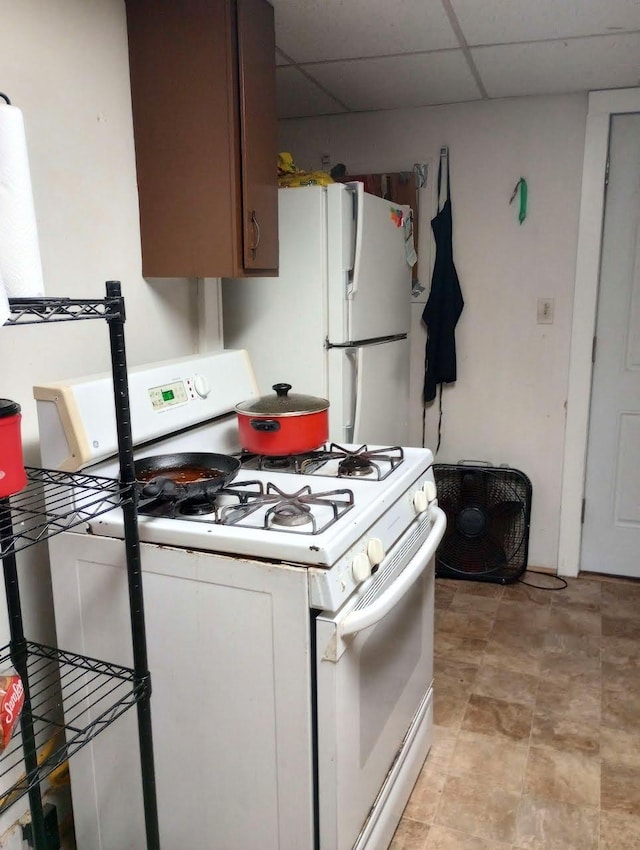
[0, 0, 204, 828]
[279, 94, 588, 569]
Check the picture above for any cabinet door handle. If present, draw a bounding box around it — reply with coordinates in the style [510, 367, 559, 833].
[250, 210, 261, 259]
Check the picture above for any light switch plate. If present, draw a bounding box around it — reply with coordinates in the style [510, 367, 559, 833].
[537, 297, 554, 324]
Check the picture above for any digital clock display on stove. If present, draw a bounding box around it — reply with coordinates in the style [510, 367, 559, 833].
[148, 380, 188, 411]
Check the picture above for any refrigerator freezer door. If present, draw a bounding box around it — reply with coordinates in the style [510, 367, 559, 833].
[328, 338, 410, 446]
[222, 187, 329, 398]
[327, 183, 412, 344]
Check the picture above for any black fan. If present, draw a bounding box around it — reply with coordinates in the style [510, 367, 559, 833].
[433, 463, 532, 584]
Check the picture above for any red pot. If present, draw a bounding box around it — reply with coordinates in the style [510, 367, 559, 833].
[0, 399, 27, 498]
[236, 383, 329, 456]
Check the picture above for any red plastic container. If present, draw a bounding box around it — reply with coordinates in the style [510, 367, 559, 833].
[0, 400, 27, 498]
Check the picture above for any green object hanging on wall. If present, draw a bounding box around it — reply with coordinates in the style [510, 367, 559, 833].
[509, 178, 528, 224]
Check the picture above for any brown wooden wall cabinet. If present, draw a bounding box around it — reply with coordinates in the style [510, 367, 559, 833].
[125, 0, 279, 278]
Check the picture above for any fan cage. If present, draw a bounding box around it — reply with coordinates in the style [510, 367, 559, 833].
[433, 463, 532, 584]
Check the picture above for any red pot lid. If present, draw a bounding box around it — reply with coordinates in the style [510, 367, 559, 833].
[236, 383, 329, 416]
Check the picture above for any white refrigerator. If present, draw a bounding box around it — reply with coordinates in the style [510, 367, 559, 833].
[222, 182, 414, 446]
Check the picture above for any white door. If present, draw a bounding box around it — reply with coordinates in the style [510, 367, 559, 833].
[332, 183, 412, 343]
[582, 112, 640, 577]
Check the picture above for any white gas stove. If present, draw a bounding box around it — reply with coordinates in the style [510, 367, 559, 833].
[35, 351, 445, 850]
[89, 438, 438, 611]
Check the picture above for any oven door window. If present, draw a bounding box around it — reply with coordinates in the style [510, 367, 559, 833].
[315, 560, 434, 850]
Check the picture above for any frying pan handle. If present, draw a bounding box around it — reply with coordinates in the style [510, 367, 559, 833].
[140, 477, 182, 498]
[250, 418, 281, 432]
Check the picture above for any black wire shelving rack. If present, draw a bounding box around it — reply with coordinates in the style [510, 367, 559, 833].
[0, 468, 130, 559]
[1, 282, 160, 849]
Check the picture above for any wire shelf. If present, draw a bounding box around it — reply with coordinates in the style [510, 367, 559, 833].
[0, 281, 160, 848]
[0, 468, 131, 559]
[0, 641, 145, 816]
[5, 296, 123, 325]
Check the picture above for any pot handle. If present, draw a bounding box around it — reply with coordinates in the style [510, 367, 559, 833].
[250, 418, 281, 432]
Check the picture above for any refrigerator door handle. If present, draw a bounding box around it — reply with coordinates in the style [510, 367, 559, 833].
[346, 182, 363, 296]
[344, 348, 359, 443]
[327, 333, 407, 349]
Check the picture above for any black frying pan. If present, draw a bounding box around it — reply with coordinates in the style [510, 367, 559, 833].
[134, 452, 241, 502]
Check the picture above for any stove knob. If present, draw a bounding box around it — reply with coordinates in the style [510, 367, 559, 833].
[423, 480, 437, 503]
[352, 552, 372, 583]
[367, 537, 385, 566]
[413, 489, 428, 514]
[193, 374, 210, 398]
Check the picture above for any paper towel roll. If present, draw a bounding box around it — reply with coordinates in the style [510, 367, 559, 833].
[0, 104, 44, 301]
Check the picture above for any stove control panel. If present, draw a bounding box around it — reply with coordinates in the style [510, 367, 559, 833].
[352, 536, 386, 583]
[423, 479, 437, 503]
[352, 553, 372, 583]
[149, 374, 213, 410]
[412, 489, 428, 514]
[34, 350, 259, 472]
[193, 374, 210, 398]
[367, 537, 385, 566]
[148, 380, 189, 411]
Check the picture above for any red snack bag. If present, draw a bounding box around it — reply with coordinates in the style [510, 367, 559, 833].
[0, 672, 24, 752]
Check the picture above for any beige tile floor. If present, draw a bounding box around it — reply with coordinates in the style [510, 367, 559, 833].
[389, 571, 640, 850]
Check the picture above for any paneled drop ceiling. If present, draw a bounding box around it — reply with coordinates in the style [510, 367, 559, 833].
[272, 0, 640, 118]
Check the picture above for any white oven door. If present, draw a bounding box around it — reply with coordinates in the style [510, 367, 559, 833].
[315, 507, 445, 850]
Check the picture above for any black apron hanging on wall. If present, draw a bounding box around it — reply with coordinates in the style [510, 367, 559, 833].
[422, 148, 464, 450]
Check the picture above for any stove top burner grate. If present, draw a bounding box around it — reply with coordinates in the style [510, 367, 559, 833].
[237, 451, 311, 473]
[301, 443, 404, 480]
[338, 454, 375, 477]
[270, 501, 312, 527]
[220, 483, 354, 534]
[137, 480, 266, 521]
[138, 480, 355, 535]
[238, 444, 404, 480]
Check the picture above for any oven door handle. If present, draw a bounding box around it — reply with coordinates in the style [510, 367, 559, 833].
[339, 506, 446, 637]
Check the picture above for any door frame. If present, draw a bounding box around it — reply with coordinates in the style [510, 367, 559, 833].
[558, 87, 640, 578]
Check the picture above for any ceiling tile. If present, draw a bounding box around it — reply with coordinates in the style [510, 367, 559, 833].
[300, 51, 482, 112]
[453, 0, 640, 45]
[276, 66, 348, 119]
[472, 33, 640, 97]
[270, 0, 458, 63]
[276, 49, 291, 66]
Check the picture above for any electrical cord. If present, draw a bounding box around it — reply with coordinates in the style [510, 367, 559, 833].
[517, 569, 568, 591]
